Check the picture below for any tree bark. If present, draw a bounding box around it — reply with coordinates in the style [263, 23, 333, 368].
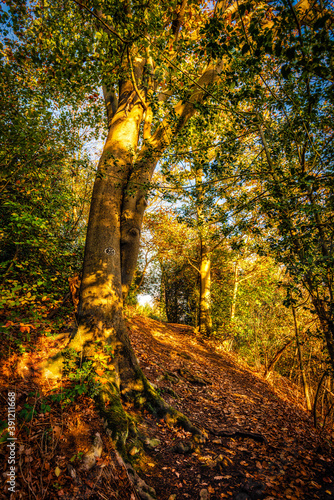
[264, 339, 294, 378]
[40, 60, 219, 448]
[230, 261, 239, 321]
[292, 306, 312, 411]
[196, 167, 212, 335]
[313, 370, 328, 428]
[199, 241, 212, 335]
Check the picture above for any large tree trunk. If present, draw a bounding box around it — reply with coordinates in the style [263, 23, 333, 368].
[40, 61, 219, 447]
[45, 79, 145, 385]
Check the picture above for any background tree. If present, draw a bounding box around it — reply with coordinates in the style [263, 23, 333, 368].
[158, 108, 249, 334]
[140, 208, 199, 324]
[202, 0, 334, 370]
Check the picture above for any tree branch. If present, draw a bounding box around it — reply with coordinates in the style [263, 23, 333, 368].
[127, 47, 147, 111]
[71, 0, 126, 43]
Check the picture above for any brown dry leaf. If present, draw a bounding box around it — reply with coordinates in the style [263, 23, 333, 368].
[53, 425, 62, 438]
[55, 466, 61, 477]
[84, 479, 94, 488]
[96, 457, 108, 467]
[295, 479, 305, 486]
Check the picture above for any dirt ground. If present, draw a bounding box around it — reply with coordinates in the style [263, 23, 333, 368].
[0, 313, 333, 500]
[127, 316, 334, 500]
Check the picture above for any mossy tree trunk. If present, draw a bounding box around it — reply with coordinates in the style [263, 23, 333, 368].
[42, 48, 222, 448]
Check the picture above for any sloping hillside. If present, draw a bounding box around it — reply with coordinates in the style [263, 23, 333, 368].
[0, 314, 333, 500]
[127, 315, 333, 500]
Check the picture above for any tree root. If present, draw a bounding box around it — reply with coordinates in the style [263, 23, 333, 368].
[178, 367, 212, 386]
[160, 386, 179, 399]
[126, 463, 157, 500]
[208, 427, 266, 443]
[40, 339, 206, 456]
[135, 368, 206, 443]
[96, 388, 132, 454]
[89, 365, 206, 460]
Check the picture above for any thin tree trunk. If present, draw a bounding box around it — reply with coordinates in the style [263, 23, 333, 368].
[43, 79, 145, 384]
[199, 241, 212, 335]
[292, 306, 312, 411]
[264, 339, 294, 378]
[313, 370, 328, 428]
[196, 167, 212, 335]
[231, 262, 239, 320]
[310, 292, 334, 371]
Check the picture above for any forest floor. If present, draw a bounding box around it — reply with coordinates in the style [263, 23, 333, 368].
[0, 312, 333, 500]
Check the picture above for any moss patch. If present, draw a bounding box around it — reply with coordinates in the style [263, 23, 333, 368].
[96, 389, 130, 453]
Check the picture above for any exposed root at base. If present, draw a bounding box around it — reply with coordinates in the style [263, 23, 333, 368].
[91, 372, 205, 500]
[94, 367, 205, 460]
[135, 368, 206, 443]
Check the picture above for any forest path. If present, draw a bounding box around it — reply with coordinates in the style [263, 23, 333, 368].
[0, 314, 333, 500]
[127, 315, 334, 500]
